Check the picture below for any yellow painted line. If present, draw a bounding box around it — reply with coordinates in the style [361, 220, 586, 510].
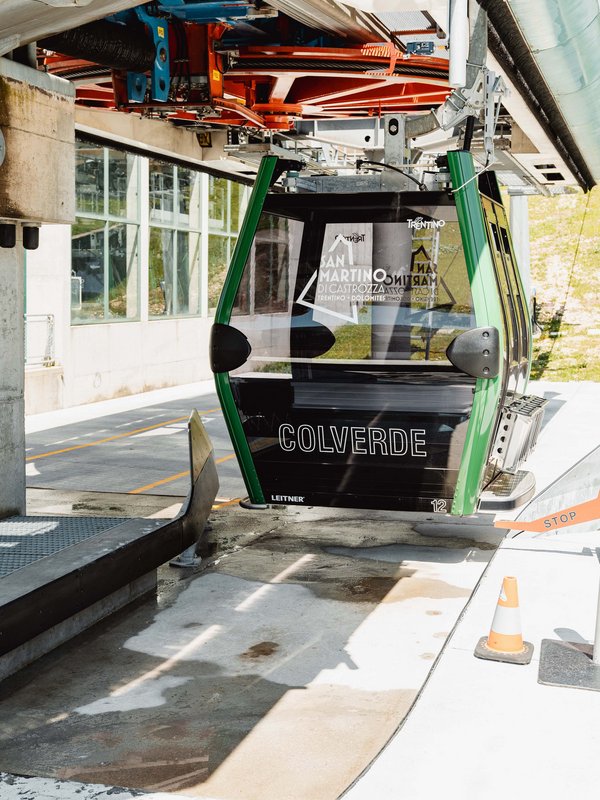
[129, 469, 191, 495]
[128, 452, 236, 495]
[26, 408, 222, 462]
[215, 453, 237, 464]
[212, 497, 242, 510]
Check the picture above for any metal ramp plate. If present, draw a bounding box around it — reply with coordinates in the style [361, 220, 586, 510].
[0, 410, 219, 678]
[538, 639, 600, 692]
[0, 516, 128, 578]
[479, 469, 536, 511]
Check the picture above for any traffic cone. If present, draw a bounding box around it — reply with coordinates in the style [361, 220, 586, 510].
[474, 576, 534, 665]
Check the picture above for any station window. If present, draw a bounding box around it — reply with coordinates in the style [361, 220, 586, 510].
[148, 160, 202, 317]
[208, 176, 249, 314]
[72, 143, 140, 323]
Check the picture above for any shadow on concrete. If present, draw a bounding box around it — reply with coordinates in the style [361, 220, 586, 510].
[554, 627, 589, 645]
[0, 513, 489, 798]
[539, 391, 566, 432]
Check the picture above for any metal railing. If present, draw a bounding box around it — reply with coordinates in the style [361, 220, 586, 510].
[24, 313, 55, 367]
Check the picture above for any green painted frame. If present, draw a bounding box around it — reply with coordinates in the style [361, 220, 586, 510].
[212, 155, 279, 504]
[447, 150, 506, 515]
[490, 194, 534, 382]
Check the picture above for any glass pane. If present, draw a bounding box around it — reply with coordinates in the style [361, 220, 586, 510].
[229, 181, 248, 234]
[176, 230, 200, 315]
[71, 217, 105, 322]
[230, 213, 304, 372]
[75, 143, 104, 215]
[149, 160, 175, 225]
[177, 168, 200, 228]
[225, 199, 477, 513]
[108, 223, 139, 319]
[489, 219, 517, 366]
[500, 224, 528, 361]
[208, 234, 229, 314]
[292, 216, 473, 364]
[108, 149, 138, 219]
[230, 205, 474, 372]
[253, 214, 296, 314]
[209, 176, 227, 232]
[403, 218, 474, 361]
[149, 227, 174, 316]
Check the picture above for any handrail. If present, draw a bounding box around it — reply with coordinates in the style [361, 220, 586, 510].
[24, 313, 56, 367]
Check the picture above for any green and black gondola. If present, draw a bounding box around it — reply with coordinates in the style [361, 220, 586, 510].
[210, 151, 545, 516]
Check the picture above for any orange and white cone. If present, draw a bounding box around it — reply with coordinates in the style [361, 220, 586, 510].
[474, 576, 534, 664]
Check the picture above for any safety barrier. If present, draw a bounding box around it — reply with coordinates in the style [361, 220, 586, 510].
[24, 313, 55, 367]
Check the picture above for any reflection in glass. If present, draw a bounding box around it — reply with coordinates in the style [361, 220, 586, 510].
[177, 168, 200, 227]
[72, 142, 141, 324]
[209, 176, 227, 231]
[370, 219, 474, 362]
[108, 149, 137, 219]
[71, 217, 105, 321]
[108, 223, 138, 318]
[149, 227, 174, 316]
[149, 160, 175, 224]
[177, 231, 200, 315]
[208, 234, 229, 314]
[229, 181, 247, 233]
[75, 143, 104, 215]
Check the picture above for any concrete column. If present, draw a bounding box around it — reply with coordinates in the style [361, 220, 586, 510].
[0, 236, 25, 517]
[509, 194, 532, 302]
[0, 57, 74, 516]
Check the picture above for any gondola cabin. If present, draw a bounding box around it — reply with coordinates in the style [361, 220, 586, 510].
[210, 151, 545, 516]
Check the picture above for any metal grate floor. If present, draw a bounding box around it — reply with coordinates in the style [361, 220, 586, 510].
[0, 516, 129, 578]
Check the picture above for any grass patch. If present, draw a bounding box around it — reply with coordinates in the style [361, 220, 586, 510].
[526, 185, 600, 381]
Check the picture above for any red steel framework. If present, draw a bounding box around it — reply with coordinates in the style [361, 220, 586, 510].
[43, 23, 450, 130]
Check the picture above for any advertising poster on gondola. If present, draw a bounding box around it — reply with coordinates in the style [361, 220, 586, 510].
[297, 220, 442, 328]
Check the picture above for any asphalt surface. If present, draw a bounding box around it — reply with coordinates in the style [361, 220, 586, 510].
[25, 391, 244, 502]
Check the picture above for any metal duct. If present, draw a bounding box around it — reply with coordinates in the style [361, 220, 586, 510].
[40, 20, 155, 73]
[479, 0, 595, 191]
[448, 0, 468, 88]
[505, 0, 600, 186]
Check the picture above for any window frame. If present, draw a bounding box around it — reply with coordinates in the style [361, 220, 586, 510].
[148, 160, 203, 319]
[71, 142, 141, 325]
[208, 176, 250, 315]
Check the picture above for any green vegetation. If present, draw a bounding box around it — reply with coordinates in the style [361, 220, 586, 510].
[526, 185, 600, 381]
[318, 307, 372, 360]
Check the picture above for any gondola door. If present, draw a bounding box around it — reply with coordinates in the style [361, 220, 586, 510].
[212, 153, 506, 515]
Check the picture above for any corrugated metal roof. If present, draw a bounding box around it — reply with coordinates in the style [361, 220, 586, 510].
[507, 0, 600, 184]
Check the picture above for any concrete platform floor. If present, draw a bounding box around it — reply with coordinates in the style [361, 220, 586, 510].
[3, 379, 597, 800]
[0, 507, 502, 800]
[26, 487, 185, 519]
